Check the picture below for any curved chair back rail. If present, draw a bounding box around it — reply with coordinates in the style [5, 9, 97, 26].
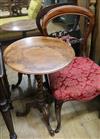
[42, 5, 95, 54]
[36, 2, 78, 34]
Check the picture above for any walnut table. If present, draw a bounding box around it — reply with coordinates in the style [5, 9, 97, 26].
[4, 36, 75, 136]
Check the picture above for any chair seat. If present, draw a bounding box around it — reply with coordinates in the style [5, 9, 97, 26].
[49, 57, 100, 101]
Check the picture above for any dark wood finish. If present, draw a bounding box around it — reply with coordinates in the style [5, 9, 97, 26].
[1, 19, 38, 88]
[4, 37, 75, 74]
[41, 5, 94, 56]
[36, 2, 78, 34]
[41, 5, 95, 133]
[0, 47, 17, 139]
[3, 36, 75, 136]
[1, 19, 37, 32]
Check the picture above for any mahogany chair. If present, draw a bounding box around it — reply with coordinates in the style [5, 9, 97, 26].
[0, 46, 17, 139]
[41, 5, 100, 133]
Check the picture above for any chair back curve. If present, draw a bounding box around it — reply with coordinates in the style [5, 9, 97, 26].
[36, 2, 78, 34]
[42, 5, 95, 55]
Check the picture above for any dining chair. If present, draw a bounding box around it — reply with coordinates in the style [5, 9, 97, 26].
[41, 5, 100, 133]
[0, 46, 17, 139]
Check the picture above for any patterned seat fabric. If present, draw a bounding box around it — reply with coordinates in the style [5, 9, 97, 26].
[49, 57, 100, 101]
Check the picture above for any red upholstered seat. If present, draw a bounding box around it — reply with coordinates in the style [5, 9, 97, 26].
[41, 5, 99, 133]
[49, 57, 100, 101]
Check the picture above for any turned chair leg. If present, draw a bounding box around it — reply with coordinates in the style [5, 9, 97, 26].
[55, 100, 63, 133]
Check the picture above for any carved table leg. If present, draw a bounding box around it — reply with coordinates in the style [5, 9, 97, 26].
[12, 73, 30, 89]
[12, 73, 23, 89]
[34, 75, 54, 136]
[12, 73, 22, 89]
[16, 75, 54, 136]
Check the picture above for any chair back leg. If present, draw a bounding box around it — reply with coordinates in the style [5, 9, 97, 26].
[55, 100, 63, 133]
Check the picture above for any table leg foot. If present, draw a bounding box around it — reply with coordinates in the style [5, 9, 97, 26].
[55, 127, 60, 133]
[10, 133, 17, 139]
[16, 101, 54, 136]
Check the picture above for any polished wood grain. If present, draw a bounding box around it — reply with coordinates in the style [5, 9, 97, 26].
[4, 36, 75, 75]
[1, 19, 37, 32]
[42, 5, 94, 54]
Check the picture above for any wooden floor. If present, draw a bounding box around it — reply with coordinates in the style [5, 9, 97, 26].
[0, 66, 100, 139]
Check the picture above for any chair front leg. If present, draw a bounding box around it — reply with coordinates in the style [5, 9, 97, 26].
[55, 100, 63, 133]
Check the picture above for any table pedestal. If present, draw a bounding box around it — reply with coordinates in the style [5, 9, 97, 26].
[4, 36, 75, 136]
[16, 75, 54, 136]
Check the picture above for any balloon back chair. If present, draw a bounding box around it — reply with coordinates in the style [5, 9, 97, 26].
[0, 46, 17, 139]
[41, 5, 100, 133]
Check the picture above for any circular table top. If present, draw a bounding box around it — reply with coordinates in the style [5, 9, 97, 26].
[4, 36, 75, 75]
[1, 19, 37, 32]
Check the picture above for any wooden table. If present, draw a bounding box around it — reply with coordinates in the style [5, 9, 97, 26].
[4, 36, 75, 136]
[1, 19, 38, 88]
[1, 19, 37, 37]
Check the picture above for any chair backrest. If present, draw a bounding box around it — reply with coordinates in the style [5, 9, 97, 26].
[36, 2, 78, 34]
[41, 5, 94, 56]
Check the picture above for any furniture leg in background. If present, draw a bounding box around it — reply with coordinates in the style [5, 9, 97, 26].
[1, 20, 38, 89]
[0, 47, 17, 139]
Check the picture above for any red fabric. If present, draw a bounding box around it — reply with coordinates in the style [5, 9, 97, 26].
[49, 57, 100, 101]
